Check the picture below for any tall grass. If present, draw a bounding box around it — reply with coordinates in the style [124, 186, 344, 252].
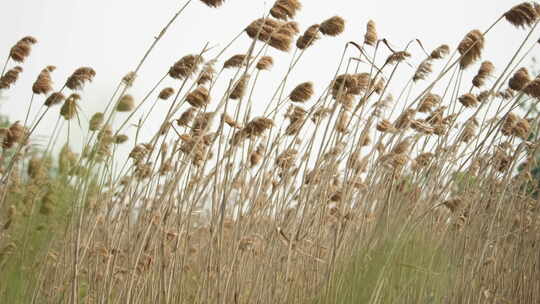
[1, 1, 540, 303]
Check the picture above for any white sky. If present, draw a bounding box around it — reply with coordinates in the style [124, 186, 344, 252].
[0, 0, 533, 155]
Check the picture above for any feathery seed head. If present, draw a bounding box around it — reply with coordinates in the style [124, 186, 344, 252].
[116, 94, 135, 112]
[509, 67, 531, 91]
[364, 20, 378, 46]
[44, 92, 65, 107]
[65, 67, 96, 90]
[0, 66, 23, 90]
[169, 55, 203, 80]
[270, 0, 302, 21]
[296, 24, 321, 49]
[457, 30, 484, 69]
[9, 36, 37, 63]
[320, 16, 345, 36]
[504, 2, 539, 28]
[186, 86, 210, 108]
[158, 87, 175, 100]
[290, 81, 314, 102]
[32, 66, 55, 95]
[256, 56, 274, 70]
[60, 93, 81, 120]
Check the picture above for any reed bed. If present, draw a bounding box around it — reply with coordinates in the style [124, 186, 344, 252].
[1, 1, 540, 303]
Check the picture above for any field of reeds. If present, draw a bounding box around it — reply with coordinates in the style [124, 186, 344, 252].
[1, 0, 540, 303]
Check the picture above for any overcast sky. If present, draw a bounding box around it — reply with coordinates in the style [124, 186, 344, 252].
[0, 0, 533, 154]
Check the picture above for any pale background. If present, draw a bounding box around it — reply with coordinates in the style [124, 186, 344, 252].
[0, 0, 533, 155]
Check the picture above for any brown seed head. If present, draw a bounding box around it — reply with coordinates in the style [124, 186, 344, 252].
[60, 94, 81, 120]
[385, 51, 411, 65]
[472, 61, 495, 88]
[122, 71, 136, 87]
[186, 86, 210, 108]
[270, 0, 302, 21]
[244, 117, 274, 137]
[460, 118, 478, 143]
[413, 59, 433, 82]
[523, 77, 540, 98]
[89, 112, 104, 131]
[230, 75, 249, 100]
[376, 119, 397, 133]
[0, 66, 23, 90]
[224, 54, 249, 69]
[9, 36, 37, 63]
[457, 30, 484, 69]
[198, 60, 216, 85]
[417, 93, 441, 113]
[44, 91, 65, 107]
[245, 18, 294, 52]
[256, 56, 274, 70]
[458, 93, 479, 108]
[222, 113, 242, 128]
[169, 55, 203, 80]
[290, 81, 314, 102]
[276, 148, 297, 170]
[335, 111, 349, 133]
[364, 20, 377, 46]
[199, 0, 225, 8]
[114, 134, 129, 144]
[65, 67, 96, 90]
[158, 87, 175, 100]
[504, 2, 539, 28]
[320, 16, 345, 36]
[429, 44, 450, 60]
[296, 24, 321, 49]
[32, 66, 55, 95]
[509, 67, 531, 91]
[116, 94, 135, 112]
[177, 107, 196, 127]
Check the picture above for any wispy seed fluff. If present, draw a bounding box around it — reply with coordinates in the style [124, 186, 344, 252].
[186, 86, 210, 108]
[9, 36, 37, 63]
[44, 92, 65, 107]
[169, 55, 204, 80]
[224, 54, 249, 69]
[270, 0, 302, 21]
[504, 2, 539, 28]
[458, 93, 479, 108]
[509, 67, 531, 91]
[60, 94, 81, 120]
[320, 16, 345, 36]
[364, 20, 378, 46]
[256, 56, 274, 70]
[457, 30, 484, 69]
[158, 87, 175, 100]
[65, 67, 96, 90]
[116, 94, 135, 112]
[32, 66, 56, 95]
[290, 82, 314, 102]
[199, 0, 225, 8]
[296, 24, 321, 50]
[472, 61, 495, 88]
[429, 44, 450, 60]
[230, 75, 249, 100]
[0, 66, 23, 90]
